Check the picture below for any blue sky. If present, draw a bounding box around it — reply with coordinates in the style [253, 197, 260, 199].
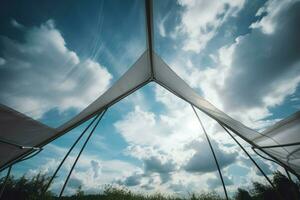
[0, 0, 300, 197]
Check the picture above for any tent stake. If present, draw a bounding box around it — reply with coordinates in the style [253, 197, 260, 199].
[58, 109, 107, 198]
[191, 105, 229, 200]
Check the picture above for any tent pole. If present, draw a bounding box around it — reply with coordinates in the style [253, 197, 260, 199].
[218, 123, 276, 189]
[0, 165, 12, 199]
[0, 139, 41, 150]
[252, 147, 283, 166]
[191, 105, 229, 200]
[145, 0, 154, 79]
[18, 148, 43, 162]
[58, 109, 107, 198]
[285, 167, 292, 181]
[257, 142, 300, 149]
[43, 111, 103, 194]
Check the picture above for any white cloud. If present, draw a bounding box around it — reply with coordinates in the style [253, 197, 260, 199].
[250, 0, 296, 34]
[11, 19, 24, 29]
[176, 0, 245, 52]
[118, 172, 144, 187]
[114, 105, 164, 145]
[167, 0, 300, 131]
[158, 12, 171, 38]
[206, 175, 234, 189]
[183, 139, 238, 173]
[114, 95, 199, 150]
[114, 84, 240, 193]
[214, 0, 300, 129]
[0, 57, 6, 66]
[0, 19, 112, 119]
[26, 143, 137, 195]
[67, 159, 137, 194]
[144, 156, 177, 174]
[91, 160, 101, 178]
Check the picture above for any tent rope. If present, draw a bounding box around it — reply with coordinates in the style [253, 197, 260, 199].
[58, 109, 107, 198]
[191, 105, 229, 200]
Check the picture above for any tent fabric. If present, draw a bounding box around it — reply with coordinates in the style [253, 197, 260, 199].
[254, 111, 300, 146]
[57, 50, 151, 133]
[0, 104, 56, 167]
[254, 111, 300, 173]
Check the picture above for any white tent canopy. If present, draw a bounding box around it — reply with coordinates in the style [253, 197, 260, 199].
[1, 0, 300, 182]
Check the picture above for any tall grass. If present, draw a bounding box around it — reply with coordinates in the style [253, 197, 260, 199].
[0, 171, 299, 200]
[60, 186, 225, 200]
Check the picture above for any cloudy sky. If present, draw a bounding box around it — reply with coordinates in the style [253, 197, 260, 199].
[0, 0, 300, 197]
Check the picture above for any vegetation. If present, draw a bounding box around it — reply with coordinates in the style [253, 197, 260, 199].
[0, 171, 299, 200]
[0, 173, 53, 200]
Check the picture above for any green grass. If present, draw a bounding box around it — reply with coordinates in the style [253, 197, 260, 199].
[62, 186, 224, 200]
[0, 171, 299, 200]
[60, 186, 225, 200]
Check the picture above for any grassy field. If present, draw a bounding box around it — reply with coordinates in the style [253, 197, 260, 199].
[0, 171, 299, 200]
[60, 186, 225, 200]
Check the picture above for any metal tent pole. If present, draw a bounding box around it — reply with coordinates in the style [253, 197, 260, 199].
[252, 147, 282, 166]
[0, 139, 41, 151]
[58, 109, 107, 198]
[257, 142, 300, 149]
[285, 167, 292, 181]
[145, 0, 154, 79]
[43, 112, 103, 194]
[218, 122, 275, 189]
[19, 149, 43, 162]
[191, 105, 229, 200]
